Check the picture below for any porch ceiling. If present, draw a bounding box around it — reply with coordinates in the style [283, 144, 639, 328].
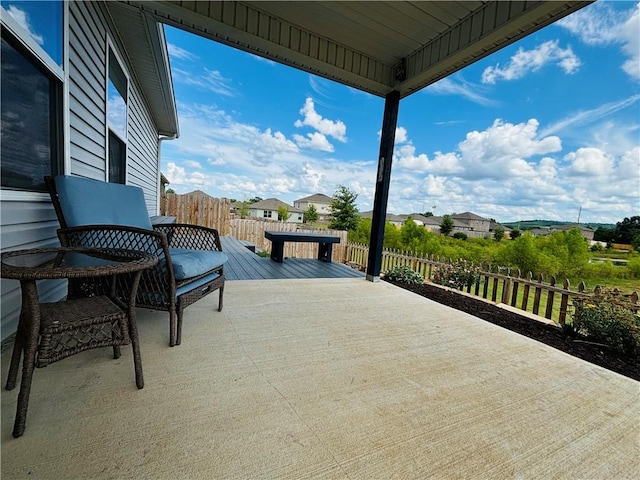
[126, 0, 591, 98]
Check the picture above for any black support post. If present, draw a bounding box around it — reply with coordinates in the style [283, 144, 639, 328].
[366, 90, 400, 282]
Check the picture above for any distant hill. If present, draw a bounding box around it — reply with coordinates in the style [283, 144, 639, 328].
[503, 220, 615, 230]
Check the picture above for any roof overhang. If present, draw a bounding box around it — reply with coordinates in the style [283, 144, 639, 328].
[125, 0, 592, 99]
[107, 2, 179, 136]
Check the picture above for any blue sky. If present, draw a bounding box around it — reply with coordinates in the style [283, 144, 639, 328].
[162, 1, 639, 225]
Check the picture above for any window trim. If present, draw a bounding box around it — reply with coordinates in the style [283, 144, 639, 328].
[0, 5, 63, 80]
[105, 38, 129, 183]
[1, 18, 64, 196]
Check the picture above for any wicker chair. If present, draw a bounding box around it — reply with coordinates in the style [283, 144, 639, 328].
[45, 175, 228, 347]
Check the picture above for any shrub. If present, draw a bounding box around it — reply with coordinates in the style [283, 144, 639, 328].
[571, 290, 640, 357]
[453, 232, 468, 240]
[432, 259, 482, 290]
[627, 257, 640, 278]
[383, 265, 423, 284]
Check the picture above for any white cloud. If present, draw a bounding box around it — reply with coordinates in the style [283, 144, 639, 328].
[558, 2, 640, 80]
[427, 77, 496, 106]
[457, 119, 562, 179]
[565, 147, 614, 176]
[293, 132, 334, 152]
[161, 103, 374, 203]
[482, 40, 580, 84]
[621, 4, 640, 80]
[167, 43, 198, 61]
[616, 147, 640, 180]
[294, 97, 347, 142]
[172, 68, 236, 97]
[539, 94, 640, 138]
[395, 127, 408, 144]
[6, 6, 43, 45]
[161, 102, 637, 224]
[184, 160, 202, 168]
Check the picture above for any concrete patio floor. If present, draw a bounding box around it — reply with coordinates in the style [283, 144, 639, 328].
[2, 278, 638, 479]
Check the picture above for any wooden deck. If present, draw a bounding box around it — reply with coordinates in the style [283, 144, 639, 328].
[220, 236, 364, 280]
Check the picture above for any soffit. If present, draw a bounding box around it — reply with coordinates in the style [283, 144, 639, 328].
[126, 0, 591, 99]
[107, 2, 179, 136]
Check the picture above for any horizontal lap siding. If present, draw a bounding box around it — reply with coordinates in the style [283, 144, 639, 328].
[69, 1, 107, 179]
[127, 82, 160, 215]
[0, 198, 66, 341]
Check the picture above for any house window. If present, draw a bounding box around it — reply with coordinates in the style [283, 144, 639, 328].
[0, 2, 63, 192]
[263, 211, 272, 218]
[107, 48, 128, 184]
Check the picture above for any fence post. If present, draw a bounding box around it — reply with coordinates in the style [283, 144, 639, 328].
[501, 275, 512, 304]
[559, 279, 570, 325]
[533, 274, 544, 315]
[521, 271, 532, 311]
[545, 276, 556, 320]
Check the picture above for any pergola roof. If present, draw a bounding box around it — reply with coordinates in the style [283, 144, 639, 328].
[127, 0, 591, 99]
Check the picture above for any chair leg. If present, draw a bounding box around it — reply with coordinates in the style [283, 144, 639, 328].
[176, 308, 183, 346]
[218, 285, 224, 312]
[169, 308, 177, 347]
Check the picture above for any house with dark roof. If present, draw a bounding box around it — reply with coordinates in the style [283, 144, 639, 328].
[293, 193, 333, 222]
[248, 198, 304, 223]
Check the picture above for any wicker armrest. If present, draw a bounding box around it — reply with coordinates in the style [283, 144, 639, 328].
[57, 225, 175, 298]
[58, 224, 169, 256]
[153, 224, 223, 251]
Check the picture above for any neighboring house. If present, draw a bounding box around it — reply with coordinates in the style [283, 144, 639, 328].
[452, 212, 490, 234]
[248, 198, 304, 223]
[293, 194, 333, 222]
[528, 224, 595, 241]
[360, 211, 512, 238]
[0, 1, 178, 341]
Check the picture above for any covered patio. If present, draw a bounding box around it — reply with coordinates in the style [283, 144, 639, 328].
[2, 277, 637, 478]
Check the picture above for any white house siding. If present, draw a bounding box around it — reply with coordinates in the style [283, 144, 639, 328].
[1, 2, 163, 341]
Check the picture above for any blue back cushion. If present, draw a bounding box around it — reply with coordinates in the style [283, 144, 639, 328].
[55, 175, 153, 230]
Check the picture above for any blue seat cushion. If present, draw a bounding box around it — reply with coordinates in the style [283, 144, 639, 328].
[168, 248, 228, 280]
[55, 175, 153, 230]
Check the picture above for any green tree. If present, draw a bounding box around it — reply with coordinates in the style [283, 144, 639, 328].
[165, 188, 175, 194]
[304, 204, 318, 223]
[594, 226, 615, 243]
[277, 206, 291, 222]
[493, 227, 505, 242]
[614, 216, 640, 245]
[509, 229, 521, 239]
[247, 196, 263, 204]
[495, 232, 557, 276]
[329, 185, 359, 231]
[440, 214, 454, 236]
[400, 217, 426, 250]
[238, 201, 250, 219]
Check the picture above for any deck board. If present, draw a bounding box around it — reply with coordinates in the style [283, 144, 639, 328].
[221, 236, 364, 281]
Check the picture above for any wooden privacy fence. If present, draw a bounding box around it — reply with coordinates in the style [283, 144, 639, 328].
[345, 243, 639, 325]
[230, 219, 348, 262]
[161, 193, 231, 234]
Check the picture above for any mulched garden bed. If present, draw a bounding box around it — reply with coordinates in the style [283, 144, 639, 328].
[385, 279, 640, 381]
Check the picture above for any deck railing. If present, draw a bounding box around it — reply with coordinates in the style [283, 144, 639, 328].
[345, 243, 639, 324]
